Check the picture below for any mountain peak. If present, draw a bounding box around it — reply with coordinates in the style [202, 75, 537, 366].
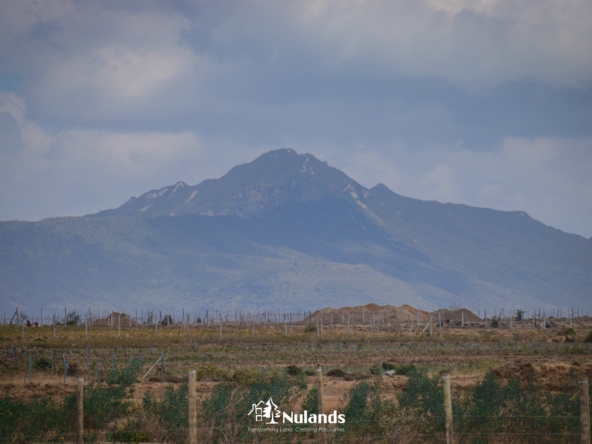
[91, 149, 362, 219]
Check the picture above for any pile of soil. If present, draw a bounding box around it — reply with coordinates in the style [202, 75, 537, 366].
[492, 361, 592, 390]
[303, 303, 432, 324]
[434, 308, 481, 324]
[90, 312, 141, 327]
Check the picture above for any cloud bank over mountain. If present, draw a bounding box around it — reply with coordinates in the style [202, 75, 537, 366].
[1, 0, 591, 236]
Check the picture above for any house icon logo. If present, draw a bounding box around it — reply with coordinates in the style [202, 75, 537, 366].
[248, 397, 281, 424]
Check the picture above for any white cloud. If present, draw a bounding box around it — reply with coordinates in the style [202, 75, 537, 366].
[2, 0, 591, 125]
[332, 138, 592, 237]
[205, 0, 592, 88]
[0, 0, 591, 239]
[0, 92, 213, 220]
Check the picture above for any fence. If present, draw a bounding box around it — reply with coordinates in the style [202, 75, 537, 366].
[4, 305, 592, 338]
[65, 371, 592, 443]
[2, 358, 591, 443]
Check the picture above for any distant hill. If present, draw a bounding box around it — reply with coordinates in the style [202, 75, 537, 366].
[1, 149, 591, 314]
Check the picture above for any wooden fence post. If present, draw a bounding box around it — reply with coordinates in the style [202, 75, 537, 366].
[316, 365, 326, 444]
[77, 378, 84, 444]
[188, 370, 197, 444]
[443, 374, 453, 444]
[581, 379, 590, 444]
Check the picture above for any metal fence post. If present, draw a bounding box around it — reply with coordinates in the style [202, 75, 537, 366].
[581, 379, 591, 444]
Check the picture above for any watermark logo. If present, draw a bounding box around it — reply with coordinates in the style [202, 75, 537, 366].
[248, 397, 345, 425]
[248, 398, 281, 424]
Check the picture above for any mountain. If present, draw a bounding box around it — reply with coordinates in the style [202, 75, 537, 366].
[92, 149, 357, 219]
[1, 149, 591, 314]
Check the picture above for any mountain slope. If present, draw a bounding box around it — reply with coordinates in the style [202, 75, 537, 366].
[2, 148, 591, 313]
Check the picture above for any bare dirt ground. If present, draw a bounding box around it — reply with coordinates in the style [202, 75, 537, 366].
[2, 306, 591, 405]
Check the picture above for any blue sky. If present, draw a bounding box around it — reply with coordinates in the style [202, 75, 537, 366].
[1, 0, 591, 237]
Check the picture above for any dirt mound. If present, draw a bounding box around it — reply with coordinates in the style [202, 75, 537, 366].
[91, 312, 141, 327]
[492, 361, 537, 384]
[435, 308, 481, 324]
[492, 361, 582, 390]
[303, 304, 432, 324]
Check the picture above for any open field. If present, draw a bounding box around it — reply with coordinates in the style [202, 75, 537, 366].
[2, 313, 592, 443]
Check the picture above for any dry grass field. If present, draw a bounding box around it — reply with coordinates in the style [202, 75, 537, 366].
[1, 308, 592, 443]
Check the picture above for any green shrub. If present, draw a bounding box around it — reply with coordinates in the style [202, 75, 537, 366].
[343, 379, 395, 437]
[201, 371, 305, 442]
[66, 310, 81, 326]
[455, 371, 578, 443]
[326, 368, 345, 377]
[301, 386, 318, 415]
[33, 356, 51, 371]
[195, 364, 230, 381]
[304, 323, 317, 333]
[233, 368, 261, 385]
[369, 365, 381, 375]
[144, 383, 188, 444]
[110, 429, 151, 443]
[286, 365, 302, 376]
[0, 367, 136, 442]
[583, 331, 592, 343]
[381, 362, 416, 375]
[397, 368, 445, 439]
[106, 366, 138, 386]
[0, 396, 62, 442]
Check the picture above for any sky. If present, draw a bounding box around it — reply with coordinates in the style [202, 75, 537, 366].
[0, 0, 591, 238]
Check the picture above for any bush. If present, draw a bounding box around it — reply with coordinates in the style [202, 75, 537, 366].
[304, 323, 317, 333]
[369, 365, 381, 375]
[455, 371, 578, 443]
[0, 367, 136, 442]
[286, 365, 302, 376]
[195, 364, 230, 381]
[301, 386, 318, 423]
[397, 368, 446, 438]
[583, 331, 592, 343]
[66, 310, 81, 326]
[200, 371, 305, 442]
[343, 379, 395, 437]
[144, 383, 188, 444]
[106, 366, 138, 386]
[381, 362, 416, 375]
[110, 429, 151, 443]
[326, 368, 346, 377]
[233, 368, 261, 386]
[33, 356, 51, 371]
